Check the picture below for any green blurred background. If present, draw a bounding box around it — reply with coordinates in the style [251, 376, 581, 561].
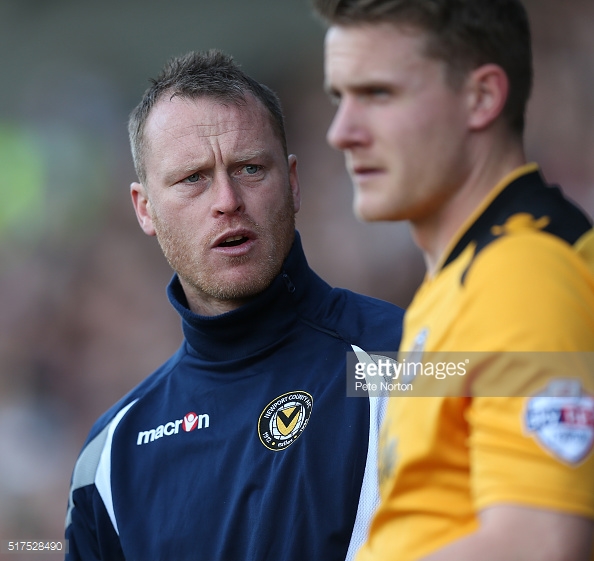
[1, 1, 594, 558]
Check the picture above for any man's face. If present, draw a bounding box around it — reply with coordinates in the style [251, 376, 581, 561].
[131, 94, 300, 316]
[324, 23, 472, 224]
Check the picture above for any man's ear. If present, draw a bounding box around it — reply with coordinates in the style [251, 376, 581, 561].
[130, 182, 156, 236]
[466, 64, 509, 131]
[288, 154, 301, 214]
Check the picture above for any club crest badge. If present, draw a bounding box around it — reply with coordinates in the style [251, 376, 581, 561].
[525, 379, 594, 464]
[258, 391, 313, 451]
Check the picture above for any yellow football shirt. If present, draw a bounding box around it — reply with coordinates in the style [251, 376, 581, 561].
[359, 164, 594, 561]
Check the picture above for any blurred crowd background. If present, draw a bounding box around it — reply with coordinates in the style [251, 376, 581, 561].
[1, 0, 594, 558]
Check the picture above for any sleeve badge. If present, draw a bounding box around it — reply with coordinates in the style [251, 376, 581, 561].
[524, 379, 594, 464]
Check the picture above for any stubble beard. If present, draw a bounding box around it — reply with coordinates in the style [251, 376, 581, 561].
[152, 190, 296, 304]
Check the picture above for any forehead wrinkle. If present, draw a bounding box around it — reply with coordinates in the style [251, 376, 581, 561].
[234, 148, 268, 162]
[153, 128, 270, 175]
[147, 95, 272, 145]
[164, 122, 263, 144]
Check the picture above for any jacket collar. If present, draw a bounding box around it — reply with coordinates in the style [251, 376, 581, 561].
[167, 232, 325, 361]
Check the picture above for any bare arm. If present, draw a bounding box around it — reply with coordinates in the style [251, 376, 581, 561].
[420, 505, 593, 561]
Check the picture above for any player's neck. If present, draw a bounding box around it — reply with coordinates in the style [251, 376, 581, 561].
[411, 136, 526, 277]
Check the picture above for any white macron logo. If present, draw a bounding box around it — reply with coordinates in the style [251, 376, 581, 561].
[137, 411, 210, 446]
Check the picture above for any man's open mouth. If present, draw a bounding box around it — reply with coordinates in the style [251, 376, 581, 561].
[218, 235, 250, 248]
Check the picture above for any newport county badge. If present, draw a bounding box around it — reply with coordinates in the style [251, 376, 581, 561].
[525, 379, 594, 464]
[258, 391, 313, 451]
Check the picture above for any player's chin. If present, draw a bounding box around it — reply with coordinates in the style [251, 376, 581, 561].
[353, 197, 395, 223]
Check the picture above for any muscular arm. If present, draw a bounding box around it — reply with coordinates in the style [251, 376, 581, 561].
[421, 505, 594, 561]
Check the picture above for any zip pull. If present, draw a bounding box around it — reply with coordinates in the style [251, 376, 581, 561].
[282, 273, 296, 293]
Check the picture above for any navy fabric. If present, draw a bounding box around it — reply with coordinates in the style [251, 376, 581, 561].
[65, 233, 403, 561]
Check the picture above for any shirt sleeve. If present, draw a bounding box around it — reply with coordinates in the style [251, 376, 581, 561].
[458, 231, 594, 517]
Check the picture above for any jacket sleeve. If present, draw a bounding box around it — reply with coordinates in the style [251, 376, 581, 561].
[66, 485, 125, 561]
[65, 399, 139, 560]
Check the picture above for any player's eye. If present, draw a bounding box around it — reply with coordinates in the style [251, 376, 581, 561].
[362, 87, 391, 100]
[244, 165, 261, 175]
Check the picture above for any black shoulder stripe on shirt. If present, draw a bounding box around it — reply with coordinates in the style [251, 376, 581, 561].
[441, 170, 592, 283]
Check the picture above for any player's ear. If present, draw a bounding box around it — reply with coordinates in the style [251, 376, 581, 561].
[130, 182, 156, 236]
[466, 64, 509, 131]
[288, 154, 301, 214]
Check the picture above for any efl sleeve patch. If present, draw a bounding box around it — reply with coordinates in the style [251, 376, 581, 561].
[524, 380, 594, 464]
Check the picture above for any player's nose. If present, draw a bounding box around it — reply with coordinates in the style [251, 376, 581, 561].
[327, 98, 370, 151]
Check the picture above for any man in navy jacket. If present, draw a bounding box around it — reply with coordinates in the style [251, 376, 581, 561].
[65, 49, 403, 561]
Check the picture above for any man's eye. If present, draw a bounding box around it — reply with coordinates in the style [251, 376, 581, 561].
[185, 173, 201, 183]
[363, 88, 390, 99]
[244, 165, 261, 175]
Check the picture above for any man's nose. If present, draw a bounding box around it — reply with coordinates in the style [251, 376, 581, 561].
[211, 174, 245, 216]
[326, 98, 370, 151]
